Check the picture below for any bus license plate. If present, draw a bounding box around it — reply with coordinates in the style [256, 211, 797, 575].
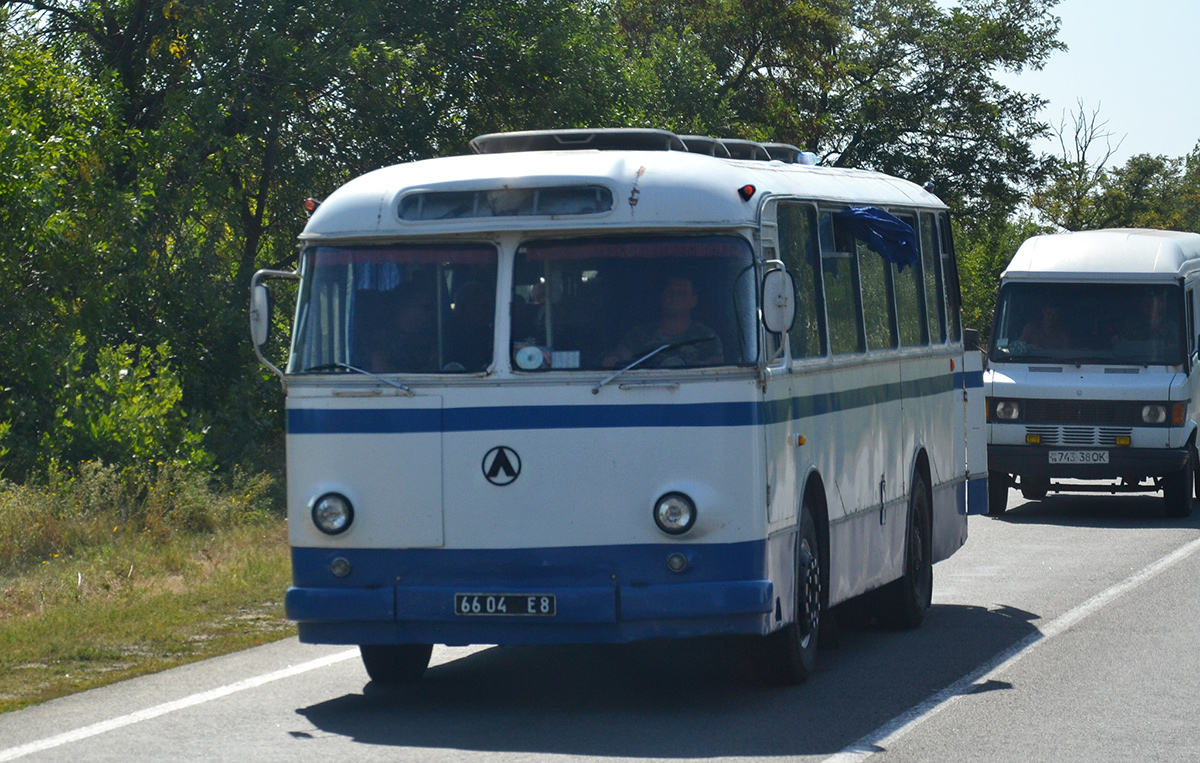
[455, 593, 556, 617]
[1048, 450, 1109, 464]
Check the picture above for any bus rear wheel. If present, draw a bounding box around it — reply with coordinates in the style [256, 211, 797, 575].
[758, 509, 821, 685]
[360, 643, 433, 685]
[881, 472, 933, 629]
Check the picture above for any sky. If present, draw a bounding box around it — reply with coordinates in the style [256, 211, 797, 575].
[998, 0, 1200, 167]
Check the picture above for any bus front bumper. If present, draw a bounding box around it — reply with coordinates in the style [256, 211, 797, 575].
[284, 580, 774, 645]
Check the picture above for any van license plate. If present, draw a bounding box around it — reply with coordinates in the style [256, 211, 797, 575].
[1048, 450, 1109, 464]
[455, 593, 556, 617]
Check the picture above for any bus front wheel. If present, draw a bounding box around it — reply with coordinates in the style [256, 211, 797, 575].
[360, 643, 433, 685]
[759, 508, 821, 685]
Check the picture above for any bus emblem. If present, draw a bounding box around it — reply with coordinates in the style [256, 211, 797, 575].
[482, 446, 522, 486]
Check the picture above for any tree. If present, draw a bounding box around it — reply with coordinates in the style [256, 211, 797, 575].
[0, 0, 702, 478]
[1030, 100, 1122, 231]
[616, 0, 1066, 225]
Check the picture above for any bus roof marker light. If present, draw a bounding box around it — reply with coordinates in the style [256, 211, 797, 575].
[303, 197, 321, 216]
[737, 185, 756, 201]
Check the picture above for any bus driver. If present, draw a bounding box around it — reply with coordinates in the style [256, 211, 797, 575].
[602, 275, 723, 368]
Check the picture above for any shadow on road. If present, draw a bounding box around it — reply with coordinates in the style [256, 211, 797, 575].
[296, 602, 1038, 758]
[996, 491, 1200, 530]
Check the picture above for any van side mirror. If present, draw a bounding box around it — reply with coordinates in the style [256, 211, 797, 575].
[250, 283, 271, 347]
[761, 269, 796, 334]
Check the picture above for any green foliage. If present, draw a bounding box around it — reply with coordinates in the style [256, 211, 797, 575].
[954, 216, 1053, 342]
[616, 0, 1065, 225]
[41, 334, 210, 471]
[1033, 145, 1200, 232]
[0, 0, 1159, 491]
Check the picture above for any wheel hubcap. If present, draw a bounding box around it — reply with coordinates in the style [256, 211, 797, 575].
[799, 546, 820, 636]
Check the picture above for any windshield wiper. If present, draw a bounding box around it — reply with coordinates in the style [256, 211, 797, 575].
[301, 362, 414, 395]
[592, 338, 709, 394]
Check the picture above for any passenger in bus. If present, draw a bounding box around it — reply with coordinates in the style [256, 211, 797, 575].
[1019, 304, 1070, 350]
[368, 281, 437, 373]
[602, 275, 723, 368]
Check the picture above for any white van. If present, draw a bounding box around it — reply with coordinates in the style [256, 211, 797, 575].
[986, 228, 1200, 516]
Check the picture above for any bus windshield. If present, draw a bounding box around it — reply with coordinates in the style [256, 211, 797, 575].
[511, 235, 758, 370]
[289, 243, 499, 375]
[990, 282, 1186, 366]
[288, 235, 758, 376]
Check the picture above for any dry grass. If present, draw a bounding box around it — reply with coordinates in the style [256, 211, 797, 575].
[0, 464, 295, 713]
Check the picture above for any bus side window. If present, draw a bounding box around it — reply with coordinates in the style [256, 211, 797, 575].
[820, 210, 866, 355]
[893, 212, 925, 346]
[778, 202, 825, 359]
[857, 228, 898, 351]
[938, 212, 962, 341]
[920, 213, 946, 343]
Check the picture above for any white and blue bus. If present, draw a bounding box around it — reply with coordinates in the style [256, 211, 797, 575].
[251, 129, 987, 685]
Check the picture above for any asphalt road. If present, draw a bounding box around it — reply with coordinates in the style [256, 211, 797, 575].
[3, 486, 1199, 762]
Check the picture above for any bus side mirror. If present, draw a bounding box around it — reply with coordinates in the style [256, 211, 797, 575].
[250, 283, 271, 347]
[762, 269, 796, 334]
[964, 328, 980, 351]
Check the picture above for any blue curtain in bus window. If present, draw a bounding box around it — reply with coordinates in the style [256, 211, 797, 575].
[835, 207, 919, 271]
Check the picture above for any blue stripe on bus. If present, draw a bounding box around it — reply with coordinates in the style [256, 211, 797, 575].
[289, 369, 984, 434]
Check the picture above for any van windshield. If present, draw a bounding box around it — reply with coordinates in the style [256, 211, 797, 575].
[990, 282, 1186, 366]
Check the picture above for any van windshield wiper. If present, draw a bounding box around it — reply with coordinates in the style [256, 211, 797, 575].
[301, 362, 414, 394]
[592, 338, 708, 394]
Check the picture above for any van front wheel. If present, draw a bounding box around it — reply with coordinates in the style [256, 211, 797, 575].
[987, 471, 1009, 516]
[1164, 448, 1195, 518]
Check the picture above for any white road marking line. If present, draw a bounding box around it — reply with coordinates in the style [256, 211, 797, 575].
[0, 649, 359, 762]
[824, 534, 1200, 763]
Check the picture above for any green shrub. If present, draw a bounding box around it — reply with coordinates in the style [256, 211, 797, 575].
[38, 334, 212, 472]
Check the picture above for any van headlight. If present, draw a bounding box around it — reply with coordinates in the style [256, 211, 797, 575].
[1142, 404, 1168, 424]
[992, 399, 1021, 421]
[312, 493, 354, 535]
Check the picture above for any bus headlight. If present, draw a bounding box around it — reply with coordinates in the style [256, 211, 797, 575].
[1142, 405, 1167, 424]
[654, 493, 697, 535]
[312, 493, 354, 535]
[993, 400, 1021, 421]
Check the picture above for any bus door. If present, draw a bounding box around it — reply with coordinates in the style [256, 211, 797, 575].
[962, 339, 988, 515]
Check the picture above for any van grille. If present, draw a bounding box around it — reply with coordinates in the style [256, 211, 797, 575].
[1026, 425, 1133, 446]
[1023, 399, 1130, 425]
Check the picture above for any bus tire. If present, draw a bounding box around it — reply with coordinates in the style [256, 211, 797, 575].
[987, 471, 1009, 517]
[360, 643, 433, 685]
[881, 472, 933, 629]
[1163, 447, 1195, 518]
[759, 509, 821, 685]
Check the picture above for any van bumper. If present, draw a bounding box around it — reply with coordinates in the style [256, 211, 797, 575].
[988, 445, 1188, 479]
